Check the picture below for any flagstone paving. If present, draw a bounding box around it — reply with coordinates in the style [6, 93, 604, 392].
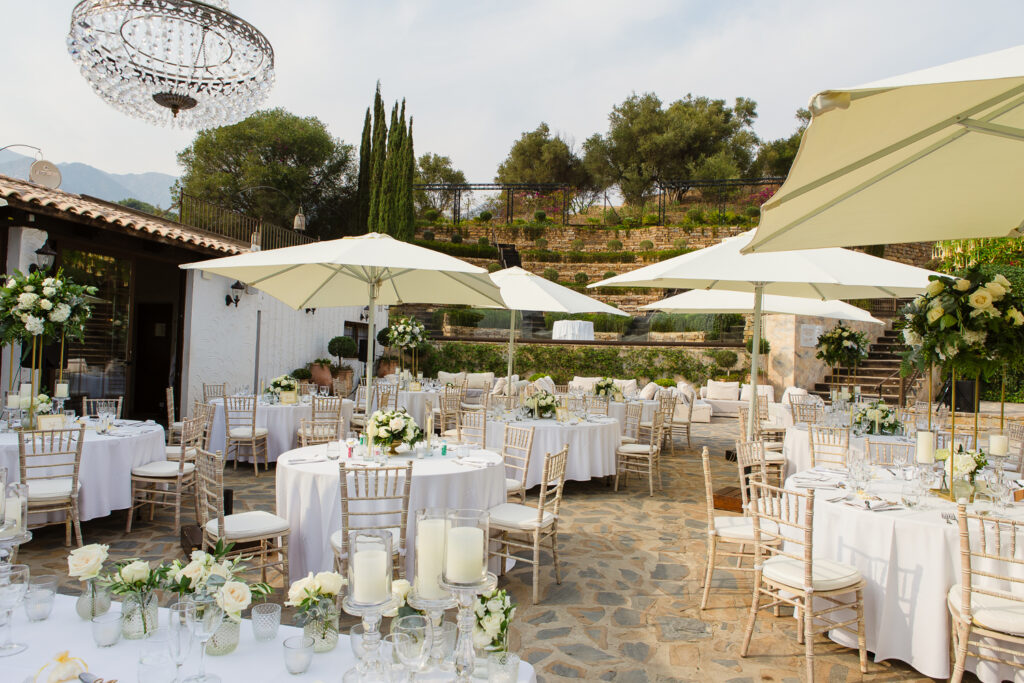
[17, 419, 967, 681]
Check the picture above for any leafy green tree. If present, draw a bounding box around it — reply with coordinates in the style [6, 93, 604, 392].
[117, 198, 176, 220]
[367, 83, 388, 232]
[356, 108, 372, 231]
[752, 108, 810, 177]
[175, 108, 355, 239]
[415, 153, 466, 215]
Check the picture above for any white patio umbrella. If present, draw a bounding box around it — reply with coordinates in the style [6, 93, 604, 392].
[642, 289, 884, 325]
[745, 44, 1024, 253]
[181, 232, 504, 400]
[489, 266, 628, 391]
[590, 230, 936, 437]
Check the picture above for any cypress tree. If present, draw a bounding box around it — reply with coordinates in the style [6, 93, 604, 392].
[356, 107, 371, 232]
[367, 82, 387, 233]
[379, 103, 403, 236]
[398, 116, 415, 241]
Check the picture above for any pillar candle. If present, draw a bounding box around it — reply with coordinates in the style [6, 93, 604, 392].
[0, 496, 22, 540]
[19, 383, 31, 399]
[415, 518, 449, 600]
[54, 383, 69, 398]
[444, 526, 485, 583]
[352, 548, 388, 604]
[990, 434, 1009, 457]
[916, 431, 936, 464]
[6, 394, 18, 409]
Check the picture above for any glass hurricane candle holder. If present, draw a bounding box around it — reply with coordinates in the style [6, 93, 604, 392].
[410, 508, 456, 672]
[342, 529, 397, 682]
[0, 483, 29, 565]
[441, 509, 495, 682]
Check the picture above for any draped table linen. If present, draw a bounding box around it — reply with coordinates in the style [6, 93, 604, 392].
[781, 425, 912, 478]
[551, 319, 594, 340]
[607, 400, 659, 434]
[207, 398, 353, 464]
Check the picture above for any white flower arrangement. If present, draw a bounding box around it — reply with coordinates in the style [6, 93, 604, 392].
[166, 542, 272, 622]
[383, 578, 416, 618]
[33, 393, 53, 415]
[852, 400, 900, 435]
[473, 588, 516, 652]
[285, 571, 347, 626]
[265, 374, 298, 395]
[368, 408, 423, 447]
[0, 270, 96, 344]
[67, 543, 109, 581]
[941, 446, 988, 483]
[387, 316, 427, 350]
[594, 377, 615, 397]
[522, 390, 557, 419]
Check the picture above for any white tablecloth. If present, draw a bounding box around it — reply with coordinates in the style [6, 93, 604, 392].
[607, 400, 659, 434]
[276, 446, 505, 581]
[784, 470, 1024, 680]
[781, 425, 912, 478]
[484, 417, 620, 488]
[0, 594, 537, 682]
[208, 398, 353, 464]
[0, 421, 165, 521]
[551, 319, 594, 340]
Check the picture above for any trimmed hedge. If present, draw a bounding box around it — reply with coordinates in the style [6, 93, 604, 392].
[413, 239, 499, 259]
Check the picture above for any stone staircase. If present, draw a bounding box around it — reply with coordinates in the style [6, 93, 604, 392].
[812, 328, 920, 403]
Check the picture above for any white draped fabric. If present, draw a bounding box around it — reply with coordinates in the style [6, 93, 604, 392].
[207, 398, 353, 463]
[276, 446, 505, 581]
[551, 319, 594, 340]
[484, 417, 621, 488]
[0, 594, 538, 682]
[0, 422, 165, 521]
[607, 400, 659, 433]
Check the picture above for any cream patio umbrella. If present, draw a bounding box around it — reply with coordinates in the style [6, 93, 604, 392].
[745, 44, 1024, 253]
[641, 289, 884, 325]
[590, 230, 936, 437]
[181, 232, 504, 400]
[489, 266, 628, 391]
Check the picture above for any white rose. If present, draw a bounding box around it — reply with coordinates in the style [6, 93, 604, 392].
[190, 550, 209, 563]
[968, 289, 994, 310]
[42, 286, 56, 297]
[391, 578, 411, 602]
[472, 626, 493, 649]
[985, 281, 1006, 300]
[481, 612, 503, 638]
[954, 279, 972, 292]
[120, 560, 151, 584]
[389, 417, 405, 431]
[1008, 308, 1024, 326]
[925, 280, 944, 296]
[994, 274, 1012, 290]
[23, 285, 34, 293]
[67, 544, 108, 580]
[208, 561, 232, 580]
[926, 306, 944, 324]
[473, 599, 487, 617]
[286, 574, 315, 606]
[485, 598, 503, 615]
[216, 581, 252, 617]
[38, 299, 52, 310]
[313, 571, 346, 596]
[17, 292, 37, 308]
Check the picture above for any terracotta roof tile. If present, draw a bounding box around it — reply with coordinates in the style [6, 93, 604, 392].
[0, 174, 246, 255]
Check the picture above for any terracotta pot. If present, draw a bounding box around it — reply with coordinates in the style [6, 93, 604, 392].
[310, 363, 333, 388]
[377, 359, 399, 377]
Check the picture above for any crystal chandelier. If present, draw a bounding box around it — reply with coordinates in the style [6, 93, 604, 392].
[67, 0, 275, 129]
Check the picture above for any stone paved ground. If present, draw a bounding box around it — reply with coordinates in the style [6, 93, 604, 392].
[18, 419, 967, 682]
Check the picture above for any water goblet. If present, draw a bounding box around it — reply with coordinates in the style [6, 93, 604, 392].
[349, 623, 365, 661]
[169, 601, 196, 682]
[184, 594, 223, 683]
[382, 633, 411, 680]
[392, 614, 432, 674]
[139, 631, 176, 683]
[0, 564, 29, 656]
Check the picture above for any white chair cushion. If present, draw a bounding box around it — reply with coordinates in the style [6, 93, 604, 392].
[505, 478, 524, 492]
[330, 527, 402, 555]
[762, 556, 861, 592]
[706, 380, 740, 401]
[619, 436, 638, 444]
[488, 502, 554, 530]
[618, 444, 656, 455]
[132, 461, 195, 477]
[27, 478, 80, 501]
[763, 450, 786, 463]
[170, 421, 184, 430]
[205, 510, 290, 540]
[712, 515, 756, 541]
[441, 428, 460, 438]
[228, 426, 269, 439]
[948, 583, 1024, 636]
[165, 445, 197, 460]
[638, 382, 659, 401]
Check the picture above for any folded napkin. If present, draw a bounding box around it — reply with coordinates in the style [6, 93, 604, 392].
[288, 456, 326, 465]
[843, 498, 903, 512]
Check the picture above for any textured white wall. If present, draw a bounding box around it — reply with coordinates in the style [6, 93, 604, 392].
[181, 270, 385, 417]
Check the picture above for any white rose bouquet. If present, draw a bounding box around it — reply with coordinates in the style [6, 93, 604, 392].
[166, 541, 272, 622]
[387, 316, 427, 350]
[286, 571, 347, 646]
[594, 377, 615, 397]
[102, 558, 172, 637]
[945, 445, 988, 484]
[265, 374, 298, 395]
[33, 393, 53, 415]
[815, 324, 870, 371]
[0, 269, 96, 345]
[368, 408, 423, 448]
[522, 390, 557, 419]
[473, 588, 516, 652]
[852, 400, 900, 435]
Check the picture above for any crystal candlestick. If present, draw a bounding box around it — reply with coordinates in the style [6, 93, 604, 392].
[441, 509, 493, 682]
[342, 529, 397, 683]
[441, 572, 497, 682]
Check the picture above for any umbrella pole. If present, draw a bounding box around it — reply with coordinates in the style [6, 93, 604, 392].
[506, 311, 516, 395]
[252, 308, 262, 394]
[366, 282, 377, 412]
[747, 284, 765, 441]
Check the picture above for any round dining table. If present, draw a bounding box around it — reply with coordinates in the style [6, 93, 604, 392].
[0, 419, 165, 521]
[607, 399, 659, 433]
[276, 445, 505, 581]
[484, 416, 621, 488]
[780, 424, 914, 477]
[207, 397, 353, 464]
[784, 468, 1024, 680]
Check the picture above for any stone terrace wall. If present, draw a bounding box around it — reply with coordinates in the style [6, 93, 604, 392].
[883, 242, 934, 267]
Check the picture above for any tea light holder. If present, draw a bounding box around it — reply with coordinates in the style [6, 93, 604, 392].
[441, 509, 496, 682]
[342, 529, 398, 682]
[409, 508, 457, 672]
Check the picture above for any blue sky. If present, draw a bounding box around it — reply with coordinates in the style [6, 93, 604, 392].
[2, 0, 1022, 184]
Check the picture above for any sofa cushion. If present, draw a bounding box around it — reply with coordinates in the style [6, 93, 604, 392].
[740, 384, 775, 402]
[438, 371, 466, 386]
[706, 380, 740, 401]
[639, 382, 660, 401]
[780, 386, 809, 406]
[569, 376, 601, 393]
[533, 376, 556, 394]
[466, 372, 494, 390]
[491, 378, 507, 396]
[613, 379, 638, 397]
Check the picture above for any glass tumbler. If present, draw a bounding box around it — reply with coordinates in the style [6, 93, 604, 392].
[251, 602, 281, 641]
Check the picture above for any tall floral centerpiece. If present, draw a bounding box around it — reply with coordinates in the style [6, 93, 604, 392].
[368, 409, 423, 454]
[286, 571, 347, 652]
[815, 324, 870, 386]
[522, 390, 557, 419]
[68, 544, 111, 620]
[852, 400, 900, 435]
[594, 378, 615, 398]
[0, 270, 95, 426]
[387, 317, 427, 376]
[103, 559, 170, 639]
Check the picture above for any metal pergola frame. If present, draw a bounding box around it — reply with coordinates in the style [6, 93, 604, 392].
[412, 182, 570, 226]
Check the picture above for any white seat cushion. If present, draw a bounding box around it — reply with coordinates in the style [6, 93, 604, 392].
[762, 556, 862, 592]
[441, 428, 460, 438]
[619, 435, 638, 444]
[205, 510, 290, 539]
[132, 461, 195, 477]
[165, 445, 197, 460]
[329, 527, 402, 555]
[948, 583, 1024, 636]
[618, 444, 656, 455]
[170, 421, 184, 430]
[505, 478, 524, 492]
[488, 502, 554, 530]
[27, 478, 80, 501]
[228, 426, 269, 439]
[712, 516, 757, 541]
[763, 450, 786, 463]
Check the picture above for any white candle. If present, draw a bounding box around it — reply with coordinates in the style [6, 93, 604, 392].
[54, 383, 68, 398]
[352, 549, 388, 604]
[19, 383, 31, 399]
[5, 395, 18, 409]
[415, 518, 448, 600]
[445, 526, 485, 583]
[916, 431, 936, 464]
[0, 497, 22, 540]
[990, 434, 1009, 457]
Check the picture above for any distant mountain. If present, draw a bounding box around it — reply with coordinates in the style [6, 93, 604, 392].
[0, 150, 176, 209]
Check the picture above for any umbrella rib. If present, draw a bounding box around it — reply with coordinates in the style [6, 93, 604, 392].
[810, 283, 827, 300]
[761, 82, 1024, 212]
[438, 271, 505, 307]
[297, 264, 348, 309]
[958, 119, 1024, 142]
[248, 263, 307, 285]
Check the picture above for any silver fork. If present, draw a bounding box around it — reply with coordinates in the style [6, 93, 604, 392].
[941, 511, 957, 525]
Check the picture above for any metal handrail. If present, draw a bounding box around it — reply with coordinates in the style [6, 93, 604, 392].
[178, 193, 314, 250]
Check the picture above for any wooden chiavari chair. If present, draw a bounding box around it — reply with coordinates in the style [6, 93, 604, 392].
[454, 410, 487, 448]
[615, 410, 665, 496]
[202, 383, 226, 404]
[585, 395, 610, 416]
[808, 425, 850, 470]
[618, 402, 644, 445]
[128, 416, 202, 532]
[501, 424, 534, 503]
[223, 395, 269, 476]
[331, 461, 412, 578]
[19, 426, 85, 546]
[298, 396, 345, 442]
[298, 418, 343, 446]
[166, 386, 182, 445]
[864, 439, 915, 468]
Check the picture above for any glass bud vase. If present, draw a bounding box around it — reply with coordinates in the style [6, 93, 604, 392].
[303, 606, 340, 652]
[206, 619, 241, 655]
[122, 592, 159, 639]
[75, 580, 111, 620]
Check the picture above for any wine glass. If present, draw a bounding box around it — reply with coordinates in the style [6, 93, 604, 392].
[392, 615, 432, 675]
[184, 594, 223, 683]
[0, 564, 28, 656]
[168, 601, 196, 682]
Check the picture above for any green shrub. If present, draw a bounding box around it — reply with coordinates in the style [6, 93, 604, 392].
[744, 205, 760, 218]
[451, 232, 463, 244]
[607, 239, 623, 251]
[603, 270, 617, 279]
[487, 262, 501, 273]
[413, 239, 498, 259]
[746, 337, 771, 354]
[638, 240, 654, 250]
[534, 210, 547, 222]
[522, 224, 546, 240]
[328, 335, 357, 360]
[686, 208, 704, 224]
[443, 308, 485, 327]
[622, 216, 640, 228]
[649, 313, 742, 336]
[479, 210, 493, 222]
[422, 230, 435, 241]
[673, 238, 687, 249]
[571, 239, 585, 251]
[528, 373, 549, 382]
[542, 268, 559, 282]
[586, 217, 600, 225]
[377, 328, 391, 347]
[712, 349, 738, 369]
[654, 378, 676, 388]
[643, 214, 660, 226]
[513, 218, 526, 225]
[292, 367, 312, 380]
[423, 209, 440, 222]
[574, 272, 589, 286]
[603, 209, 620, 226]
[534, 237, 548, 250]
[478, 237, 489, 246]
